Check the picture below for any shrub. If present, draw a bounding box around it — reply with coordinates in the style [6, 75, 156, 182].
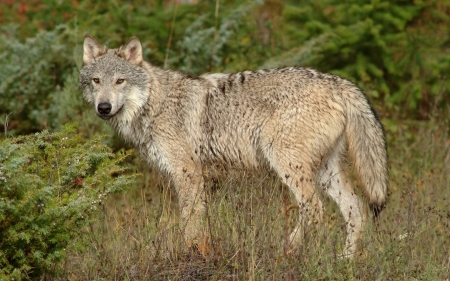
[0, 124, 135, 279]
[0, 25, 75, 136]
[172, 1, 260, 74]
[264, 0, 450, 117]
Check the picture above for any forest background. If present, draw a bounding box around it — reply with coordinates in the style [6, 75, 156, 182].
[0, 0, 449, 280]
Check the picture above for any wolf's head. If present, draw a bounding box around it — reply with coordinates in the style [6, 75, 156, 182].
[79, 35, 149, 121]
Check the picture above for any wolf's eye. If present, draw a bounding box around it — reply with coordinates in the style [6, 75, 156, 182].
[116, 78, 125, 84]
[92, 78, 100, 84]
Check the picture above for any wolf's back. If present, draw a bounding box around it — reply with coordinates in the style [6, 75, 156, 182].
[342, 81, 388, 217]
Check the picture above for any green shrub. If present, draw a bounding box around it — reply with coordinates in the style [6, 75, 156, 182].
[0, 124, 135, 279]
[264, 0, 450, 117]
[172, 1, 261, 74]
[0, 25, 73, 136]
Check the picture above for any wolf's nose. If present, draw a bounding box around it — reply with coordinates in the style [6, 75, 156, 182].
[97, 103, 112, 115]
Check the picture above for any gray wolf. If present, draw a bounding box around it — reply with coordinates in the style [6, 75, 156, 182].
[79, 34, 388, 257]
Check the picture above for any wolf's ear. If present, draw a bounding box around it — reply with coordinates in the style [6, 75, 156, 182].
[83, 34, 107, 64]
[118, 36, 143, 65]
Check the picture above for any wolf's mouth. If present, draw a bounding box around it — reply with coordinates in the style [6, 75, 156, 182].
[97, 105, 124, 120]
[97, 113, 113, 120]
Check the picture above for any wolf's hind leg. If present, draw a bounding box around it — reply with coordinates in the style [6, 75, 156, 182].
[318, 138, 367, 257]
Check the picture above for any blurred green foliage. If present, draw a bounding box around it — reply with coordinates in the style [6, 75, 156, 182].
[272, 0, 450, 118]
[0, 124, 135, 279]
[1, 0, 449, 136]
[0, 25, 70, 134]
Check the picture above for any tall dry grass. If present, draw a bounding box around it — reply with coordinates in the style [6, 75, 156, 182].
[58, 112, 450, 280]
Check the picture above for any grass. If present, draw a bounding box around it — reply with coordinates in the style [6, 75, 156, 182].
[55, 114, 450, 280]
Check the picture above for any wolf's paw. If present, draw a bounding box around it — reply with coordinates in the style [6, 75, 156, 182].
[186, 236, 211, 257]
[196, 235, 210, 256]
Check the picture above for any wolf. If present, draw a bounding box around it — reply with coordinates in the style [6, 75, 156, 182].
[79, 34, 388, 257]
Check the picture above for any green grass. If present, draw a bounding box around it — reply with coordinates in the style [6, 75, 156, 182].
[53, 114, 450, 280]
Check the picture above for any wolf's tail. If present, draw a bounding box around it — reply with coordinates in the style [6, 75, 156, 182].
[343, 82, 388, 218]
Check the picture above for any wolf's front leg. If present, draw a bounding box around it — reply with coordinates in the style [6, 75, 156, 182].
[172, 163, 207, 252]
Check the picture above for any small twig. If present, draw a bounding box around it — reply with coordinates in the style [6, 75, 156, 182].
[164, 4, 179, 70]
[282, 184, 290, 256]
[211, 0, 220, 71]
[4, 113, 12, 138]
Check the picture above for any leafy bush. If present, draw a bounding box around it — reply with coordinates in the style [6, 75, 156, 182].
[172, 1, 261, 74]
[264, 0, 450, 117]
[0, 25, 73, 136]
[0, 124, 135, 279]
